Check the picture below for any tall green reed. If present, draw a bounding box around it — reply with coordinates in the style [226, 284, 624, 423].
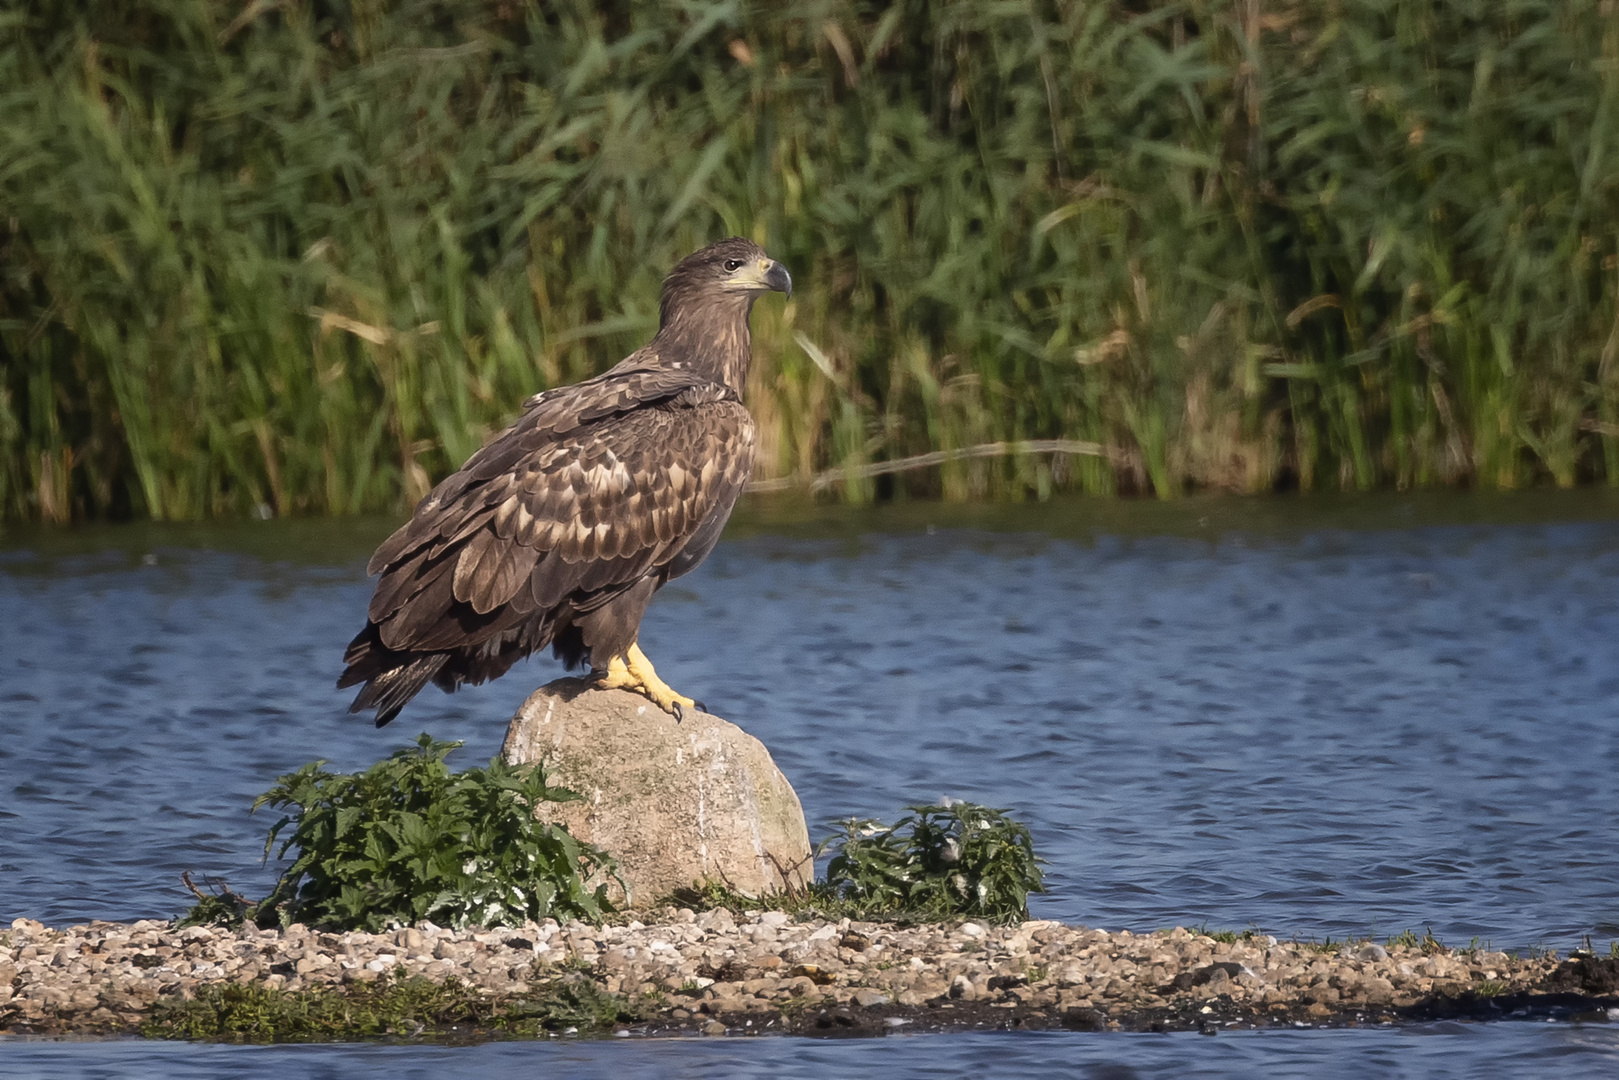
[2, 0, 1616, 522]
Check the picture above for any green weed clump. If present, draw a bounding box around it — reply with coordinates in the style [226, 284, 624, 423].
[174, 872, 259, 930]
[3, 1, 1618, 522]
[1388, 928, 1448, 955]
[659, 801, 1045, 925]
[1193, 924, 1261, 945]
[141, 972, 645, 1041]
[818, 801, 1046, 925]
[238, 735, 615, 932]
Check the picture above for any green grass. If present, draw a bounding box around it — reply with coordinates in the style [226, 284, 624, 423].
[1193, 925, 1262, 945]
[660, 879, 998, 928]
[3, 1, 1619, 522]
[1388, 928, 1448, 955]
[658, 879, 905, 925]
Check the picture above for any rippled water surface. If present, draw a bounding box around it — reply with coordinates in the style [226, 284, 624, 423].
[5, 1025, 1619, 1080]
[4, 491, 1619, 1076]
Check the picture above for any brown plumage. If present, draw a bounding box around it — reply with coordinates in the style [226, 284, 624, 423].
[340, 238, 792, 726]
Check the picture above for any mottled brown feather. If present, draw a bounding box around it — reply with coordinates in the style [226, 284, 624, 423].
[474, 537, 540, 616]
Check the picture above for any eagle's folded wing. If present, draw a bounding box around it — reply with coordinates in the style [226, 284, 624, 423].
[359, 375, 754, 656]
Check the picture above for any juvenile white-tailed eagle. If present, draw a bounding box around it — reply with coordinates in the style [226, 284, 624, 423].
[339, 238, 791, 726]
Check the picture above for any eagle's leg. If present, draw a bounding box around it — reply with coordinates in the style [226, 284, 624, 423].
[594, 642, 704, 720]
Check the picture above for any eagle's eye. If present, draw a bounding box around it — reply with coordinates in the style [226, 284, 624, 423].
[722, 259, 742, 272]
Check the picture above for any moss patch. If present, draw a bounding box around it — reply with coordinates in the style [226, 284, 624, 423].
[140, 973, 652, 1042]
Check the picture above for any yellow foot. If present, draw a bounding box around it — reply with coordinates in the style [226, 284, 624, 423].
[594, 643, 704, 720]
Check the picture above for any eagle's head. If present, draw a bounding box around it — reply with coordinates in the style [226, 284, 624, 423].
[654, 238, 791, 392]
[663, 237, 792, 307]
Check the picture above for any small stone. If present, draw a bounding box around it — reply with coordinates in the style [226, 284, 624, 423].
[853, 989, 890, 1008]
[703, 1021, 727, 1036]
[1359, 974, 1394, 998]
[1055, 964, 1087, 988]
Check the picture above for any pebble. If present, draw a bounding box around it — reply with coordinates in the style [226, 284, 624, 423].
[0, 913, 1564, 1035]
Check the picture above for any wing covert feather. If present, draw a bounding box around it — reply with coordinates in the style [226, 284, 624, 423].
[368, 373, 754, 653]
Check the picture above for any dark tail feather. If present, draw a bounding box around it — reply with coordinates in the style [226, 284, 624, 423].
[348, 653, 450, 728]
[339, 622, 448, 727]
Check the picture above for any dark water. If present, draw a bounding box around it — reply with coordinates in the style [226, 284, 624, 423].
[4, 490, 1619, 1075]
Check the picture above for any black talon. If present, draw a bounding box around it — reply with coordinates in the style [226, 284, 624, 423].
[693, 699, 709, 714]
[672, 701, 685, 723]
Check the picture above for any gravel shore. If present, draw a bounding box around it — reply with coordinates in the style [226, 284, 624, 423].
[3, 911, 1611, 1038]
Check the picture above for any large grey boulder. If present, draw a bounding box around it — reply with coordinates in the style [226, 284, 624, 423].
[501, 678, 813, 906]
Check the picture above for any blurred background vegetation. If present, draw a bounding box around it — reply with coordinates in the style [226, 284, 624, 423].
[2, 0, 1617, 522]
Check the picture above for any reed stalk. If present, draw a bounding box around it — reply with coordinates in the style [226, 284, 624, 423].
[2, 0, 1616, 521]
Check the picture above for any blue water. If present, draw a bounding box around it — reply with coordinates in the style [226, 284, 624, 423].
[3, 1025, 1619, 1079]
[4, 491, 1619, 1075]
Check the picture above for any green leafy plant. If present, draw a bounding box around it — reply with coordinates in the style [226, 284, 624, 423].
[247, 735, 615, 931]
[819, 801, 1045, 924]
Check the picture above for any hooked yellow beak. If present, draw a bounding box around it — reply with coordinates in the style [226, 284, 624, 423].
[727, 256, 793, 297]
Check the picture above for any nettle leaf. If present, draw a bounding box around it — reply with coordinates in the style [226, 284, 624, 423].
[328, 806, 357, 841]
[361, 832, 390, 868]
[252, 737, 618, 931]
